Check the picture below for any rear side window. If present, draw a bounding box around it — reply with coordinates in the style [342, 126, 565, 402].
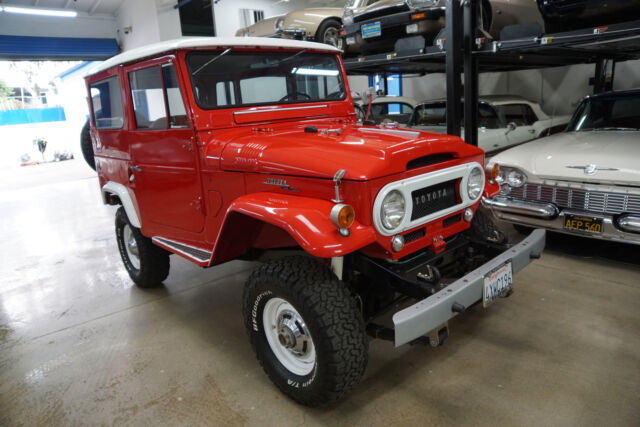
[90, 76, 124, 129]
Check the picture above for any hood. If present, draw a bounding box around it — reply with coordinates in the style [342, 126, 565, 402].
[490, 131, 640, 186]
[216, 123, 478, 181]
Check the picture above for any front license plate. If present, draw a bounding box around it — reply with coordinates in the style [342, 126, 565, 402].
[563, 214, 603, 233]
[361, 21, 382, 39]
[483, 261, 513, 308]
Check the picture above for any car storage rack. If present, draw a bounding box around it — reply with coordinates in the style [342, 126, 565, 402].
[343, 0, 640, 147]
[344, 18, 640, 75]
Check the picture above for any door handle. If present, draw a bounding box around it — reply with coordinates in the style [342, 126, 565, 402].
[528, 129, 536, 134]
[130, 165, 142, 172]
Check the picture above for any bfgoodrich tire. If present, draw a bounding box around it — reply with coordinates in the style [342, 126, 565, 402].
[80, 120, 96, 171]
[115, 207, 170, 287]
[243, 256, 368, 406]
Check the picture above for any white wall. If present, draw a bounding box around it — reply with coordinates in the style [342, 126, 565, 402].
[115, 0, 162, 51]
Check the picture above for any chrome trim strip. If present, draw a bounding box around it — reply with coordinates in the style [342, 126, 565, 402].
[358, 127, 421, 138]
[152, 236, 212, 263]
[233, 104, 329, 115]
[481, 197, 558, 218]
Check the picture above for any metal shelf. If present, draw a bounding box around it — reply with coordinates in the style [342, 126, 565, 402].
[344, 19, 640, 75]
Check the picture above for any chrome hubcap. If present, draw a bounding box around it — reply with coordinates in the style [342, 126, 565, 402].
[263, 298, 316, 376]
[123, 225, 140, 269]
[323, 27, 342, 49]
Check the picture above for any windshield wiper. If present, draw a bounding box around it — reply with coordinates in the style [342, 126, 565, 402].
[193, 48, 232, 75]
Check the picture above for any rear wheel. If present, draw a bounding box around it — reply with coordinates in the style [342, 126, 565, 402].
[115, 207, 170, 287]
[243, 256, 368, 406]
[316, 19, 343, 50]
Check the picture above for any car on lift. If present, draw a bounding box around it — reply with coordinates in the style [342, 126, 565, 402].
[235, 0, 378, 49]
[483, 89, 640, 245]
[342, 0, 545, 55]
[408, 95, 571, 155]
[82, 36, 544, 407]
[537, 0, 640, 33]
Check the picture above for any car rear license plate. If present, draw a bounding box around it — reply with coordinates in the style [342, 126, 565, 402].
[563, 214, 603, 233]
[361, 22, 381, 39]
[483, 261, 513, 307]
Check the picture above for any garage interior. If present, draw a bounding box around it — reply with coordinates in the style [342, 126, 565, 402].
[1, 0, 639, 425]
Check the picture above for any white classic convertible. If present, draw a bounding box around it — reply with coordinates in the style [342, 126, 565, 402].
[408, 95, 571, 155]
[483, 89, 640, 245]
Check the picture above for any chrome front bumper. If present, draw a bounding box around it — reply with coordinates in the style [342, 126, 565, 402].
[482, 196, 640, 245]
[392, 229, 546, 346]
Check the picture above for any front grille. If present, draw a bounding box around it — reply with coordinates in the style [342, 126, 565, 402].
[403, 227, 426, 243]
[509, 183, 640, 215]
[411, 179, 457, 220]
[354, 4, 409, 23]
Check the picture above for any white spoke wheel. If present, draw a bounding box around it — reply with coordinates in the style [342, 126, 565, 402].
[263, 298, 316, 376]
[123, 224, 141, 269]
[243, 256, 368, 407]
[115, 207, 170, 288]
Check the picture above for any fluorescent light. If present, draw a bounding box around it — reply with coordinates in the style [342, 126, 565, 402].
[294, 68, 339, 76]
[1, 6, 78, 18]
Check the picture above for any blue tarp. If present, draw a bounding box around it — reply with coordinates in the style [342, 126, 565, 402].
[0, 35, 118, 60]
[0, 107, 66, 126]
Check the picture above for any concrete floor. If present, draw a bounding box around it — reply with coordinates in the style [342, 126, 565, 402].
[1, 159, 639, 426]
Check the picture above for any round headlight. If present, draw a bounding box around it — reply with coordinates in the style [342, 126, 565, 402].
[506, 169, 526, 188]
[381, 190, 406, 230]
[467, 166, 484, 200]
[343, 9, 354, 26]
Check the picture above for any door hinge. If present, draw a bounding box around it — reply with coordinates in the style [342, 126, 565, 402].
[181, 141, 194, 152]
[189, 196, 202, 211]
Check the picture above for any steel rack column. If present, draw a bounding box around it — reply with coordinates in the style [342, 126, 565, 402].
[463, 0, 479, 147]
[445, 0, 462, 137]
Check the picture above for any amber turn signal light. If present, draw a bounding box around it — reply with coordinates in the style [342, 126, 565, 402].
[411, 12, 426, 20]
[491, 164, 500, 181]
[330, 204, 355, 230]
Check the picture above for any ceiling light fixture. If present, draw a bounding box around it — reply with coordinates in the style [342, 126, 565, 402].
[1, 6, 78, 18]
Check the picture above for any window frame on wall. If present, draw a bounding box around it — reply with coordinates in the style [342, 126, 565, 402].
[179, 0, 215, 37]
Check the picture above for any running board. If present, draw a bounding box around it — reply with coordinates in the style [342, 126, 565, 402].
[152, 236, 212, 263]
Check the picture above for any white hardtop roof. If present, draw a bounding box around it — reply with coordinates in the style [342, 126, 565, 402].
[88, 37, 341, 76]
[369, 96, 418, 106]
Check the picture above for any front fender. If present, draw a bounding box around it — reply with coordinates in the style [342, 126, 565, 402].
[227, 192, 377, 258]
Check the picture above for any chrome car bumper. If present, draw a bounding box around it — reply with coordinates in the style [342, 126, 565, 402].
[482, 196, 640, 245]
[392, 228, 546, 346]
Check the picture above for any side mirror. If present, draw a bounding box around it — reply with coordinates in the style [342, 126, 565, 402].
[505, 122, 517, 135]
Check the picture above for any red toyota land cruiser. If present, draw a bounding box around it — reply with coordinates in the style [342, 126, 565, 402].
[83, 37, 545, 406]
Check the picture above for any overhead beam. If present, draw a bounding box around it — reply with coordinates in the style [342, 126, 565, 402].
[89, 0, 102, 15]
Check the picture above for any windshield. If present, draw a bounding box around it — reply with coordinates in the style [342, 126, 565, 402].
[369, 102, 414, 124]
[567, 93, 640, 131]
[411, 102, 501, 129]
[186, 51, 346, 110]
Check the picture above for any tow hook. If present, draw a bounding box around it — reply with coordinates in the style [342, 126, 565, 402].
[427, 323, 449, 347]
